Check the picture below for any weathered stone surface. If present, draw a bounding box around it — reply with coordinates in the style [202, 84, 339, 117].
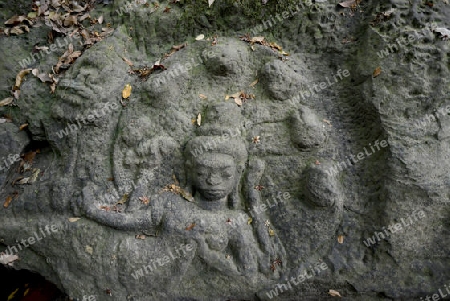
[0, 0, 450, 300]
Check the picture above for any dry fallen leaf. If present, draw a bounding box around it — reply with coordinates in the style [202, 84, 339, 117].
[185, 222, 196, 230]
[338, 235, 344, 244]
[373, 66, 382, 78]
[122, 84, 132, 99]
[254, 185, 264, 191]
[234, 97, 243, 106]
[269, 229, 275, 236]
[3, 196, 13, 208]
[0, 254, 19, 266]
[172, 43, 186, 51]
[116, 194, 129, 206]
[0, 97, 14, 107]
[251, 36, 265, 43]
[122, 57, 133, 66]
[338, 0, 356, 8]
[85, 245, 93, 255]
[163, 183, 195, 202]
[323, 119, 332, 126]
[15, 177, 31, 185]
[196, 113, 201, 126]
[247, 217, 253, 225]
[98, 15, 104, 24]
[135, 234, 146, 240]
[68, 217, 81, 222]
[139, 196, 150, 205]
[199, 94, 208, 100]
[19, 123, 28, 131]
[328, 289, 342, 297]
[315, 160, 321, 165]
[434, 27, 450, 40]
[249, 79, 258, 87]
[22, 150, 37, 164]
[195, 34, 205, 41]
[14, 69, 32, 90]
[4, 15, 27, 25]
[269, 42, 282, 51]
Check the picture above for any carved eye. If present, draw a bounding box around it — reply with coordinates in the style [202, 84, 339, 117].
[222, 171, 233, 179]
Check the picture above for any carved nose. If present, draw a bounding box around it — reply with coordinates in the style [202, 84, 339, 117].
[206, 174, 220, 185]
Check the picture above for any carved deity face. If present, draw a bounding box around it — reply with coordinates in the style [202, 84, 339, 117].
[192, 153, 237, 201]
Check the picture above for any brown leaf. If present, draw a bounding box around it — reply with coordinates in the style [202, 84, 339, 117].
[338, 0, 356, 8]
[185, 222, 196, 230]
[163, 183, 195, 202]
[135, 234, 146, 239]
[23, 150, 37, 163]
[234, 97, 242, 106]
[116, 194, 129, 205]
[172, 43, 186, 51]
[100, 28, 114, 37]
[63, 15, 78, 27]
[269, 42, 282, 51]
[139, 196, 150, 205]
[15, 177, 30, 185]
[250, 36, 265, 43]
[12, 90, 20, 99]
[68, 217, 81, 222]
[79, 12, 90, 21]
[199, 94, 208, 100]
[122, 57, 134, 66]
[0, 97, 14, 107]
[50, 82, 57, 93]
[19, 123, 28, 131]
[373, 66, 381, 78]
[249, 79, 258, 87]
[0, 254, 19, 266]
[180, 189, 195, 202]
[434, 27, 450, 40]
[3, 196, 13, 208]
[36, 73, 53, 83]
[323, 119, 332, 126]
[338, 235, 344, 244]
[50, 0, 61, 8]
[4, 15, 30, 26]
[195, 34, 205, 41]
[85, 245, 93, 255]
[254, 185, 264, 191]
[10, 25, 28, 35]
[328, 289, 342, 297]
[122, 84, 132, 99]
[14, 69, 32, 90]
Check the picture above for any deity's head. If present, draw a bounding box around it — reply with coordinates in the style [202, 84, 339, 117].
[184, 136, 247, 210]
